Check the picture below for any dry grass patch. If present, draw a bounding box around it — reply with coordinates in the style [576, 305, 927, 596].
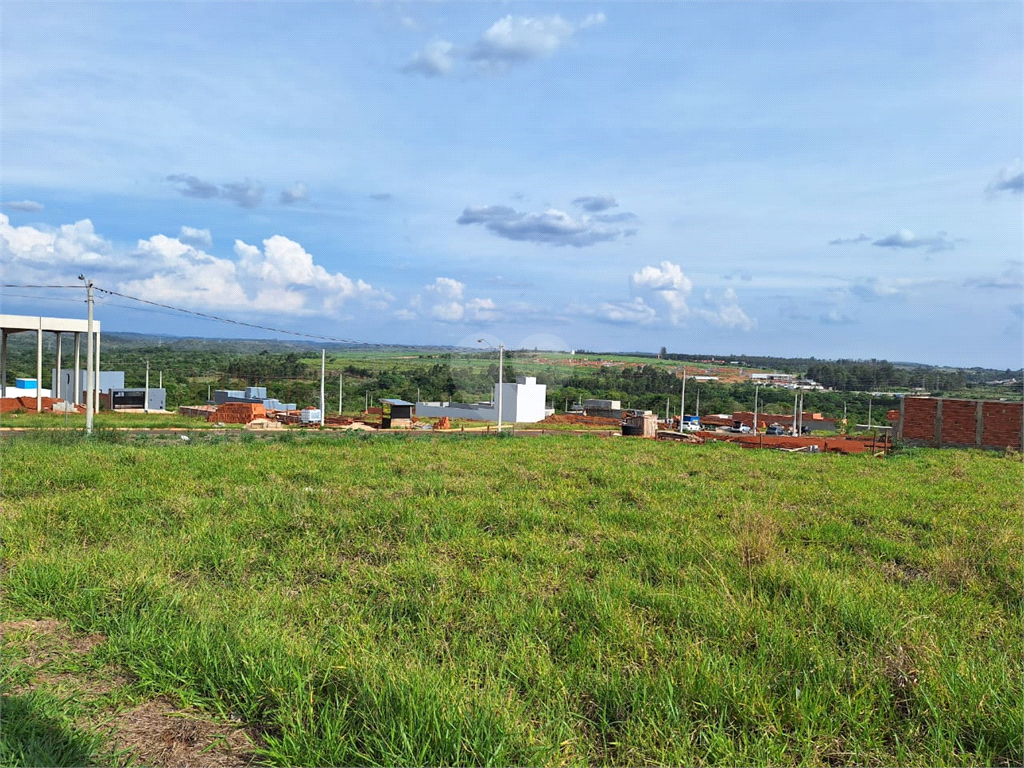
[95, 699, 258, 768]
[733, 508, 780, 570]
[1, 618, 263, 767]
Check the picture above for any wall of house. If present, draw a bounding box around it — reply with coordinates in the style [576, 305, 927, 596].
[416, 377, 548, 423]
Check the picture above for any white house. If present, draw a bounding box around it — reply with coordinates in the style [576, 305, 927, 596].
[416, 376, 548, 423]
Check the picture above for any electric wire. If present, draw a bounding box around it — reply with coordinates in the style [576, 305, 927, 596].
[0, 282, 489, 353]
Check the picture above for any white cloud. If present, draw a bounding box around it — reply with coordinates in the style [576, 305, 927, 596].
[1, 214, 116, 278]
[631, 261, 693, 322]
[986, 160, 1023, 194]
[466, 297, 498, 321]
[426, 277, 465, 299]
[572, 297, 657, 325]
[402, 40, 455, 77]
[431, 301, 464, 321]
[280, 182, 309, 205]
[872, 229, 956, 253]
[696, 287, 755, 330]
[457, 204, 633, 247]
[470, 15, 574, 63]
[167, 175, 265, 208]
[400, 277, 496, 323]
[821, 308, 856, 325]
[6, 200, 44, 213]
[0, 214, 387, 316]
[178, 226, 212, 248]
[576, 261, 755, 330]
[405, 13, 603, 76]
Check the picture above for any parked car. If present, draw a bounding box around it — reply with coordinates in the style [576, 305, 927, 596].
[728, 420, 752, 433]
[765, 424, 785, 435]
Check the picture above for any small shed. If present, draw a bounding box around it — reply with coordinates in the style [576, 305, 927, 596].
[381, 398, 415, 429]
[622, 411, 658, 438]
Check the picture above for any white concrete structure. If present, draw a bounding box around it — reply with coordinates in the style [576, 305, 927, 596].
[416, 376, 548, 424]
[1, 314, 101, 413]
[51, 370, 124, 402]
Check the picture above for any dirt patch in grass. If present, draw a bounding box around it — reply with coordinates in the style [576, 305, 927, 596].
[2, 618, 262, 766]
[1, 619, 106, 671]
[97, 699, 259, 768]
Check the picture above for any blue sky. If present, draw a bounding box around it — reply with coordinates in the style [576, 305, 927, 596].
[2, 1, 1021, 367]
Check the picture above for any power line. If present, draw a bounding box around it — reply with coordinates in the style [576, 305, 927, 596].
[1, 282, 483, 353]
[93, 286, 383, 346]
[1, 284, 83, 289]
[0, 293, 86, 304]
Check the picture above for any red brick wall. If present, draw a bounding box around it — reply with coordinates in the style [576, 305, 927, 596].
[982, 401, 1024, 449]
[902, 398, 937, 441]
[902, 397, 1022, 449]
[940, 399, 978, 446]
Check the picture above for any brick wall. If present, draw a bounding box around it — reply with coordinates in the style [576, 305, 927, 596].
[940, 399, 977, 447]
[982, 401, 1024, 449]
[901, 398, 937, 442]
[901, 397, 1022, 449]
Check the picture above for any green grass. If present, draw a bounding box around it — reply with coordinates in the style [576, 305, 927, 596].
[1, 433, 1021, 766]
[0, 411, 244, 430]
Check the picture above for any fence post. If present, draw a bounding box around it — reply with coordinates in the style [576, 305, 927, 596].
[897, 396, 905, 441]
[975, 400, 984, 449]
[934, 398, 943, 448]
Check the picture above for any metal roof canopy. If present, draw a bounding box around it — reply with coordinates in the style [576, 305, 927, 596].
[1, 313, 101, 412]
[0, 314, 100, 334]
[380, 398, 415, 406]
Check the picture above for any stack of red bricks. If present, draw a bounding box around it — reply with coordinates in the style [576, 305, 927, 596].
[207, 402, 267, 424]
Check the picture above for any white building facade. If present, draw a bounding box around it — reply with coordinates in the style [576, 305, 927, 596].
[416, 376, 548, 423]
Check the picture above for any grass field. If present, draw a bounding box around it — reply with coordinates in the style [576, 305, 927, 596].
[1, 433, 1021, 766]
[0, 411, 244, 430]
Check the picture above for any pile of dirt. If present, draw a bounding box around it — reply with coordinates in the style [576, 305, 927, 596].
[538, 413, 621, 427]
[434, 416, 451, 430]
[208, 403, 266, 424]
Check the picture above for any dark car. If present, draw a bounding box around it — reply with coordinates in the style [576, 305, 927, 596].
[765, 424, 785, 435]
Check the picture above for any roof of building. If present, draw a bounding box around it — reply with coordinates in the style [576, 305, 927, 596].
[380, 398, 415, 406]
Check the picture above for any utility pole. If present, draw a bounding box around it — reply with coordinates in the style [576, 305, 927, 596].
[696, 389, 701, 422]
[753, 384, 759, 434]
[159, 371, 162, 389]
[868, 396, 872, 430]
[680, 366, 687, 422]
[792, 393, 798, 436]
[339, 373, 343, 415]
[79, 276, 95, 435]
[319, 349, 326, 427]
[497, 343, 504, 433]
[144, 359, 150, 413]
